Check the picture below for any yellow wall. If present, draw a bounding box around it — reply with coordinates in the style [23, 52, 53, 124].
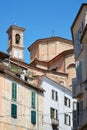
[1, 74, 44, 130]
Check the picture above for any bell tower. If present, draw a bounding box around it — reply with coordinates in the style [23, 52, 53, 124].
[7, 25, 25, 61]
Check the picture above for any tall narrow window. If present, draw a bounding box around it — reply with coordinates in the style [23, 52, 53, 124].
[31, 110, 36, 124]
[50, 108, 58, 119]
[64, 96, 70, 107]
[11, 104, 17, 119]
[52, 90, 54, 100]
[51, 108, 55, 119]
[31, 91, 36, 108]
[64, 114, 71, 126]
[52, 90, 58, 101]
[12, 82, 17, 100]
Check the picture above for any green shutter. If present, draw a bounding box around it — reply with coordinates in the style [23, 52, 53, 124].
[12, 82, 17, 100]
[11, 104, 17, 118]
[31, 111, 36, 124]
[31, 91, 35, 108]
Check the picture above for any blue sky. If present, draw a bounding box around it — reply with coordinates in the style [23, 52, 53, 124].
[0, 0, 87, 63]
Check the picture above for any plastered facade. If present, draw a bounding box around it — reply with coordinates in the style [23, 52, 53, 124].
[0, 74, 44, 130]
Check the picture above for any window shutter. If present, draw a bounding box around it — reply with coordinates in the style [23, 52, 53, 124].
[79, 101, 83, 113]
[56, 110, 58, 119]
[56, 92, 58, 101]
[76, 61, 82, 84]
[73, 110, 78, 128]
[72, 78, 77, 98]
[31, 91, 35, 108]
[12, 82, 17, 100]
[52, 90, 54, 100]
[31, 111, 36, 124]
[79, 113, 83, 126]
[74, 33, 79, 58]
[69, 115, 71, 126]
[74, 32, 81, 58]
[69, 99, 70, 107]
[11, 104, 17, 118]
[79, 101, 83, 126]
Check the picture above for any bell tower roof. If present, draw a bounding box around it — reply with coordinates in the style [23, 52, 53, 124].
[6, 25, 25, 33]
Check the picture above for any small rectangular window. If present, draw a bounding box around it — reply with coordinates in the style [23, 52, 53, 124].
[64, 114, 71, 126]
[11, 104, 17, 119]
[12, 82, 17, 100]
[31, 111, 36, 124]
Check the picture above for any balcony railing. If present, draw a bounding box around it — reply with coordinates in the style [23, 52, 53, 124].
[51, 118, 59, 126]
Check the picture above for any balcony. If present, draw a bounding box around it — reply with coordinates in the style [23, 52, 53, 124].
[51, 118, 59, 126]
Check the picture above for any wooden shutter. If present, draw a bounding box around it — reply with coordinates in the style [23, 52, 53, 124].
[79, 101, 83, 126]
[31, 91, 35, 108]
[73, 110, 78, 129]
[31, 111, 36, 124]
[11, 104, 17, 118]
[72, 78, 77, 98]
[74, 32, 82, 58]
[76, 61, 82, 84]
[12, 82, 17, 100]
[74, 32, 79, 58]
[56, 91, 58, 101]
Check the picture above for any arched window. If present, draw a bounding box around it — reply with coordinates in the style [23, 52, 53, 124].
[15, 34, 20, 44]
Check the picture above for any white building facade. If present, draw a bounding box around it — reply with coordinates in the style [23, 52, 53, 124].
[40, 76, 76, 130]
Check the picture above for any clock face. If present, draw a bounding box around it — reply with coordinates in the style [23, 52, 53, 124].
[14, 51, 22, 59]
[18, 52, 22, 58]
[14, 51, 18, 58]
